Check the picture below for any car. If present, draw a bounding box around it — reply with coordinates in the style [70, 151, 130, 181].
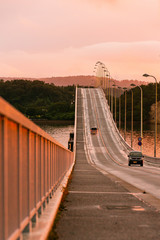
[128, 151, 144, 166]
[90, 127, 98, 135]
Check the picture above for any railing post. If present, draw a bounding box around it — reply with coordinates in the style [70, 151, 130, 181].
[35, 134, 38, 215]
[0, 116, 3, 240]
[50, 143, 53, 198]
[27, 130, 31, 232]
[3, 117, 9, 240]
[41, 137, 44, 206]
[18, 124, 23, 233]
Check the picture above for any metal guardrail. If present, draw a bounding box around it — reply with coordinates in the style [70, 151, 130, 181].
[100, 88, 160, 165]
[0, 97, 74, 240]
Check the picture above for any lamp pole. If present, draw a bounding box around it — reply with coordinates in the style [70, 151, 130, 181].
[143, 74, 157, 157]
[129, 86, 134, 148]
[108, 78, 112, 107]
[93, 69, 97, 88]
[118, 87, 122, 130]
[102, 66, 105, 88]
[130, 84, 143, 151]
[112, 84, 117, 123]
[104, 69, 107, 90]
[106, 73, 109, 99]
[109, 72, 111, 105]
[123, 87, 127, 141]
[93, 62, 99, 87]
[111, 81, 114, 115]
[106, 72, 110, 102]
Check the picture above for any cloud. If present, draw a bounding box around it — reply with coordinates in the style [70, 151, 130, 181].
[0, 0, 159, 80]
[0, 41, 159, 81]
[1, 0, 160, 53]
[0, 62, 23, 77]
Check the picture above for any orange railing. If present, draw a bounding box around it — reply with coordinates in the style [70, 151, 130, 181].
[0, 97, 74, 240]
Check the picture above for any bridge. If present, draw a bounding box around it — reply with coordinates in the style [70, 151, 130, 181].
[1, 87, 160, 239]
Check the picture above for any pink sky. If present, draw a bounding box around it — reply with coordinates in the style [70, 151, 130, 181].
[0, 0, 160, 81]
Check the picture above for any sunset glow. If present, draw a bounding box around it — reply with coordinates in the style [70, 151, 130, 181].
[0, 0, 160, 81]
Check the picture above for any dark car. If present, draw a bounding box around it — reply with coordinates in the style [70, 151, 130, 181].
[128, 151, 144, 166]
[90, 127, 98, 135]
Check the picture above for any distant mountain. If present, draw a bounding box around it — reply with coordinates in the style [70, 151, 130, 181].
[0, 75, 148, 87]
[41, 76, 148, 88]
[113, 79, 148, 88]
[41, 75, 95, 86]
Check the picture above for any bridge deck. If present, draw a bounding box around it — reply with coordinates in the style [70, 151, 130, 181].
[53, 88, 160, 240]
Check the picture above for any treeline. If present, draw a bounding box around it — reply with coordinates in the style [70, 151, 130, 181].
[111, 82, 160, 124]
[0, 79, 75, 120]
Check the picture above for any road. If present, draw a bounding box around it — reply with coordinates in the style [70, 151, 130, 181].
[55, 87, 160, 240]
[82, 88, 160, 200]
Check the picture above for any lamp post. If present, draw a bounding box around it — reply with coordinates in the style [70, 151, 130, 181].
[108, 78, 112, 107]
[104, 68, 107, 90]
[93, 69, 97, 87]
[106, 72, 110, 102]
[101, 65, 105, 88]
[93, 63, 98, 87]
[130, 87, 134, 148]
[111, 80, 114, 115]
[130, 84, 143, 151]
[108, 77, 110, 105]
[94, 61, 104, 87]
[143, 74, 157, 157]
[108, 72, 111, 105]
[118, 86, 122, 131]
[123, 87, 127, 141]
[112, 83, 117, 123]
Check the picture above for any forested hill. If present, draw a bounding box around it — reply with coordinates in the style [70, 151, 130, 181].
[0, 79, 75, 120]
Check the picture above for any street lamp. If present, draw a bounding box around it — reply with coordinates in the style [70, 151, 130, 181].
[118, 86, 122, 131]
[106, 71, 110, 100]
[130, 85, 134, 148]
[108, 79, 111, 110]
[130, 84, 143, 151]
[143, 74, 157, 157]
[94, 61, 104, 87]
[93, 63, 98, 87]
[123, 87, 127, 141]
[103, 67, 109, 91]
[108, 77, 112, 107]
[112, 83, 117, 123]
[107, 71, 111, 105]
[102, 66, 105, 88]
[110, 79, 114, 115]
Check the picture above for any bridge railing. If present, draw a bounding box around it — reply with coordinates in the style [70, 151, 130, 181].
[0, 97, 74, 240]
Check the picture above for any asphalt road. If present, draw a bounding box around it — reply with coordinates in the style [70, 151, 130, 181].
[82, 88, 160, 200]
[55, 88, 160, 240]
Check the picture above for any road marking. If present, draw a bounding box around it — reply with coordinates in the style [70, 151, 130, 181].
[68, 191, 137, 194]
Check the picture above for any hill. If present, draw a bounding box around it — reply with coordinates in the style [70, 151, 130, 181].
[0, 75, 148, 87]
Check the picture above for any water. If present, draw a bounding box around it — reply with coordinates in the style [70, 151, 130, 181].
[38, 124, 74, 149]
[37, 123, 160, 158]
[120, 124, 160, 158]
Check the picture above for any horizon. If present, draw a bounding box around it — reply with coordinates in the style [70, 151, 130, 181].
[0, 75, 151, 87]
[0, 74, 149, 81]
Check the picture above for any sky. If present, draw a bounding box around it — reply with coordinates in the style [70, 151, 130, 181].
[0, 0, 160, 81]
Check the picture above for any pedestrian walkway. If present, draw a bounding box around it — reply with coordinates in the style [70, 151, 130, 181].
[54, 89, 160, 240]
